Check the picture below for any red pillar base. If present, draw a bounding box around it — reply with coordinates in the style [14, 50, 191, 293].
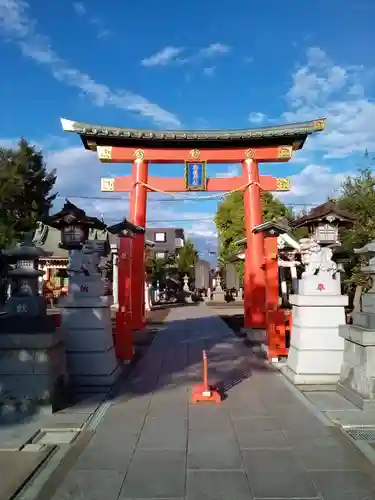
[114, 311, 134, 361]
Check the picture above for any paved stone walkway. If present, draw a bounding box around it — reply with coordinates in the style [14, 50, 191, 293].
[50, 304, 375, 500]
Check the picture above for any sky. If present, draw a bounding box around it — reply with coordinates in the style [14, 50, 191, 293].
[1, 0, 375, 257]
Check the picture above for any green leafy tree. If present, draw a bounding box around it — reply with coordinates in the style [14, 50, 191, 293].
[336, 166, 375, 287]
[0, 139, 57, 248]
[215, 191, 291, 265]
[146, 253, 177, 286]
[176, 239, 198, 278]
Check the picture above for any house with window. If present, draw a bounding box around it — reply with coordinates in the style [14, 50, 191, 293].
[145, 228, 185, 259]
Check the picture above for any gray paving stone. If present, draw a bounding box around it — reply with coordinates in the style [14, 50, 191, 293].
[305, 391, 359, 411]
[326, 409, 375, 426]
[188, 428, 242, 469]
[289, 435, 366, 470]
[234, 425, 290, 450]
[231, 416, 282, 431]
[120, 449, 186, 498]
[187, 470, 253, 500]
[310, 470, 375, 500]
[137, 417, 187, 450]
[242, 449, 318, 498]
[74, 433, 138, 471]
[52, 469, 124, 500]
[227, 402, 270, 419]
[96, 407, 147, 436]
[188, 406, 232, 430]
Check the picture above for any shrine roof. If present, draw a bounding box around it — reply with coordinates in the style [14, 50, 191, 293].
[292, 200, 357, 228]
[32, 222, 109, 258]
[60, 117, 326, 150]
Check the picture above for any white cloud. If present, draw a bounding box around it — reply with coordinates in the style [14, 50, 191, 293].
[142, 42, 231, 68]
[203, 66, 216, 77]
[72, 2, 86, 15]
[277, 163, 353, 206]
[248, 111, 266, 124]
[0, 0, 180, 127]
[141, 46, 184, 67]
[198, 43, 230, 58]
[284, 46, 375, 158]
[215, 165, 240, 178]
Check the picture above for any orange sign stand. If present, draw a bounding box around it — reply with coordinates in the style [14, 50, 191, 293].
[191, 350, 221, 404]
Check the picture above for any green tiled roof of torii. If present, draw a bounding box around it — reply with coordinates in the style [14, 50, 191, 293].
[60, 117, 326, 150]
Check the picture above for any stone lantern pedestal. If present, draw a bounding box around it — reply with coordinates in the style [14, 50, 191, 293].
[59, 243, 120, 391]
[282, 239, 348, 384]
[0, 235, 70, 413]
[337, 241, 375, 409]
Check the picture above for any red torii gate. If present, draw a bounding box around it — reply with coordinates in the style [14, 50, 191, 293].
[61, 117, 325, 332]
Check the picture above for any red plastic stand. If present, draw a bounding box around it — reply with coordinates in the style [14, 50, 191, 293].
[191, 350, 221, 404]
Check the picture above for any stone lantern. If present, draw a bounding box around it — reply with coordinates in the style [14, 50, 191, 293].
[0, 233, 69, 413]
[292, 200, 356, 248]
[4, 232, 52, 318]
[44, 199, 106, 250]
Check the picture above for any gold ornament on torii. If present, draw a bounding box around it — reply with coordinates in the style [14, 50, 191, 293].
[276, 178, 290, 191]
[189, 149, 201, 160]
[245, 148, 256, 159]
[97, 146, 113, 161]
[133, 149, 145, 161]
[278, 147, 292, 159]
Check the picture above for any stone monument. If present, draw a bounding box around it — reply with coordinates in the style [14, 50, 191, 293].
[282, 238, 348, 384]
[59, 241, 120, 390]
[337, 241, 375, 408]
[0, 234, 70, 413]
[212, 272, 226, 302]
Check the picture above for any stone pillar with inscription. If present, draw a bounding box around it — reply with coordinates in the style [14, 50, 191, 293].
[59, 241, 120, 391]
[0, 234, 70, 413]
[282, 239, 348, 384]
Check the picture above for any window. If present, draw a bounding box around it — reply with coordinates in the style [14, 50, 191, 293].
[155, 232, 166, 243]
[156, 252, 166, 259]
[314, 223, 338, 242]
[175, 238, 184, 248]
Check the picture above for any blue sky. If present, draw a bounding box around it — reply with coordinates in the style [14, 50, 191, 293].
[1, 0, 375, 255]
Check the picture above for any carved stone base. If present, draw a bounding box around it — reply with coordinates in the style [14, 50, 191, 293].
[285, 280, 348, 385]
[281, 365, 342, 385]
[59, 274, 120, 390]
[337, 324, 375, 409]
[0, 331, 70, 414]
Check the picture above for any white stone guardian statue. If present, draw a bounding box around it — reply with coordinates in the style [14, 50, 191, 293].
[299, 238, 337, 279]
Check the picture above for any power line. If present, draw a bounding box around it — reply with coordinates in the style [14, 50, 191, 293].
[104, 217, 215, 223]
[56, 194, 317, 208]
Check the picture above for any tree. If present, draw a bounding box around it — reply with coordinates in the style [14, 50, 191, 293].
[336, 167, 375, 287]
[176, 239, 198, 278]
[215, 190, 291, 265]
[0, 139, 57, 248]
[146, 253, 177, 286]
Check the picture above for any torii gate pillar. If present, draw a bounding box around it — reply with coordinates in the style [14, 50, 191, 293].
[242, 159, 265, 328]
[129, 156, 148, 330]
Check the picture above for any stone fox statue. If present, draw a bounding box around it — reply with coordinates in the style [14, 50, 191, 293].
[299, 238, 337, 278]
